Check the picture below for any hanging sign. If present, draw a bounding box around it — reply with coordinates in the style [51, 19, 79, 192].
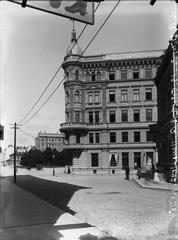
[9, 0, 94, 25]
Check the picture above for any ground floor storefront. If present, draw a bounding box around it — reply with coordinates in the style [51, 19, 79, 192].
[72, 148, 158, 174]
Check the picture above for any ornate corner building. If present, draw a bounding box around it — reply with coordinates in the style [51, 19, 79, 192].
[60, 30, 163, 174]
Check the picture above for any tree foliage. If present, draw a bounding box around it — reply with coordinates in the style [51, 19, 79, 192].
[20, 148, 82, 168]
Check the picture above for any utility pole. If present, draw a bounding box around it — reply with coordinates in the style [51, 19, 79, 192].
[10, 122, 20, 183]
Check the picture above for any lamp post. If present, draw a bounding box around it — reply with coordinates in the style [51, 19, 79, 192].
[52, 154, 55, 176]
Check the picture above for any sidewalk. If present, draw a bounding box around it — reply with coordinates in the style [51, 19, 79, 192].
[133, 177, 178, 191]
[0, 178, 106, 240]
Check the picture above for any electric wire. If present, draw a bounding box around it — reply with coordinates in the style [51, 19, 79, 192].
[21, 1, 119, 127]
[20, 1, 120, 126]
[18, 3, 101, 125]
[19, 129, 36, 139]
[31, 17, 58, 76]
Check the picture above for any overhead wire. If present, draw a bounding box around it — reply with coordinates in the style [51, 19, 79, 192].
[18, 3, 101, 126]
[18, 128, 36, 139]
[20, 1, 120, 127]
[31, 17, 58, 76]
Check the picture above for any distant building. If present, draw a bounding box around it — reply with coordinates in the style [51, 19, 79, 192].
[60, 29, 163, 174]
[150, 28, 178, 182]
[8, 152, 24, 166]
[35, 132, 64, 152]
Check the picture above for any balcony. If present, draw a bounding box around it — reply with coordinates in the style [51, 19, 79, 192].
[60, 122, 88, 132]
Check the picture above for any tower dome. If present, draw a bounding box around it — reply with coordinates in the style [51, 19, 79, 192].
[65, 28, 82, 58]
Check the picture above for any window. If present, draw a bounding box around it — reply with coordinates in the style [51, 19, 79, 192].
[109, 110, 116, 123]
[76, 133, 80, 144]
[109, 90, 115, 102]
[109, 72, 115, 80]
[66, 91, 69, 103]
[146, 109, 152, 121]
[145, 88, 152, 100]
[134, 131, 140, 142]
[95, 111, 99, 123]
[133, 89, 140, 101]
[146, 152, 153, 166]
[122, 152, 129, 169]
[86, 72, 90, 81]
[122, 132, 128, 142]
[96, 72, 101, 81]
[146, 131, 152, 141]
[89, 112, 99, 124]
[95, 133, 100, 143]
[66, 72, 69, 80]
[134, 152, 141, 169]
[110, 132, 116, 143]
[121, 109, 128, 122]
[89, 112, 93, 124]
[66, 112, 70, 122]
[133, 109, 140, 122]
[88, 92, 93, 104]
[110, 154, 117, 166]
[90, 133, 99, 143]
[121, 89, 128, 102]
[91, 72, 95, 81]
[75, 90, 80, 102]
[75, 70, 79, 80]
[133, 70, 139, 79]
[121, 70, 127, 80]
[89, 133, 93, 143]
[91, 153, 99, 167]
[145, 69, 152, 79]
[94, 92, 99, 104]
[75, 111, 80, 122]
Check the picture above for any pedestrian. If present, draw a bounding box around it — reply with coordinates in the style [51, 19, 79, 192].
[67, 166, 71, 174]
[137, 167, 141, 179]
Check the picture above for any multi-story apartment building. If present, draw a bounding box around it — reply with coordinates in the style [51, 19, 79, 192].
[60, 29, 163, 173]
[35, 132, 64, 152]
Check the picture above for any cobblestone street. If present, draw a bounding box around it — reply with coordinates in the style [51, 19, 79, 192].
[16, 173, 178, 240]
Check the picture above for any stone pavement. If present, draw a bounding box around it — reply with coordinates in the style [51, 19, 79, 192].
[0, 178, 108, 240]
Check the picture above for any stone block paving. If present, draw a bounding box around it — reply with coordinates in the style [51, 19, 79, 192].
[11, 172, 178, 240]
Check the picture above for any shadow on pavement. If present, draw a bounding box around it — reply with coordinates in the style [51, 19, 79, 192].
[1, 175, 94, 239]
[12, 175, 90, 215]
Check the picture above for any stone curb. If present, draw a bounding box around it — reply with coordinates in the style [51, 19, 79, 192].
[132, 178, 178, 192]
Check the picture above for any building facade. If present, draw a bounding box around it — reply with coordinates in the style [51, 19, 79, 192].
[8, 152, 23, 166]
[60, 30, 162, 173]
[35, 132, 64, 152]
[150, 28, 178, 182]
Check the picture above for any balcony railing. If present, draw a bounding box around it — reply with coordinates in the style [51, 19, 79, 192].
[60, 122, 88, 132]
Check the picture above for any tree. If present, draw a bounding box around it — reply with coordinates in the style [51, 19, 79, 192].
[20, 148, 43, 168]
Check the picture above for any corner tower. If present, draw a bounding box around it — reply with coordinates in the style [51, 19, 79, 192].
[60, 29, 88, 164]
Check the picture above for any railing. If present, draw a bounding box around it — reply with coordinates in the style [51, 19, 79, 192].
[60, 122, 88, 131]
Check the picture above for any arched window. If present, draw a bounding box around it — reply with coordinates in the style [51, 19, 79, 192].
[75, 90, 80, 102]
[91, 72, 95, 81]
[75, 70, 79, 80]
[66, 91, 69, 103]
[86, 72, 90, 81]
[97, 71, 101, 81]
[66, 72, 69, 80]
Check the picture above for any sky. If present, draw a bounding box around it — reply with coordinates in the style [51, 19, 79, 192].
[0, 0, 177, 157]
